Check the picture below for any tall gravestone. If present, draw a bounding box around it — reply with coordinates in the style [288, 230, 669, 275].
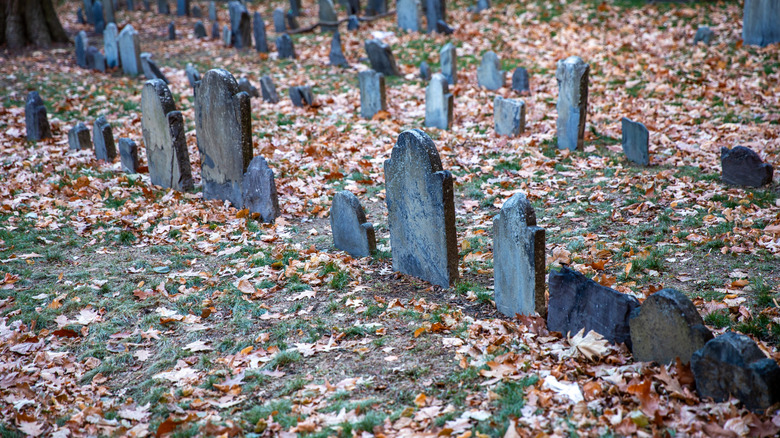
[331, 190, 376, 258]
[93, 0, 105, 34]
[493, 96, 525, 137]
[425, 73, 452, 130]
[104, 23, 120, 69]
[194, 69, 253, 208]
[425, 0, 445, 33]
[440, 43, 456, 85]
[358, 69, 386, 119]
[384, 129, 458, 288]
[277, 34, 295, 59]
[365, 39, 399, 76]
[477, 51, 504, 90]
[118, 25, 142, 76]
[75, 31, 88, 68]
[319, 0, 338, 33]
[556, 56, 589, 151]
[621, 117, 649, 166]
[253, 12, 269, 53]
[329, 32, 349, 67]
[743, 0, 780, 47]
[242, 156, 280, 223]
[93, 116, 117, 161]
[397, 0, 421, 31]
[142, 79, 194, 191]
[25, 92, 52, 142]
[229, 1, 252, 49]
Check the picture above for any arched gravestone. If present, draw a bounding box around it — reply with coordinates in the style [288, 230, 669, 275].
[384, 129, 458, 288]
[194, 69, 253, 208]
[141, 79, 194, 191]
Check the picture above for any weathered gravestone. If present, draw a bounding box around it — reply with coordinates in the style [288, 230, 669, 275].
[556, 56, 589, 151]
[211, 21, 220, 40]
[743, 0, 780, 47]
[277, 34, 296, 59]
[93, 1, 105, 34]
[621, 117, 649, 166]
[242, 156, 281, 223]
[78, 7, 86, 24]
[693, 26, 713, 45]
[192, 4, 201, 18]
[185, 63, 200, 88]
[86, 46, 106, 72]
[425, 73, 452, 130]
[419, 61, 431, 80]
[289, 86, 314, 107]
[75, 31, 88, 68]
[319, 0, 338, 32]
[194, 69, 253, 207]
[83, 0, 94, 24]
[238, 77, 259, 98]
[384, 129, 458, 288]
[691, 332, 780, 411]
[493, 96, 525, 137]
[329, 32, 349, 67]
[142, 79, 194, 191]
[425, 0, 446, 33]
[158, 0, 169, 14]
[103, 0, 115, 23]
[176, 0, 189, 16]
[331, 190, 376, 257]
[25, 92, 52, 142]
[347, 15, 360, 30]
[358, 69, 386, 119]
[168, 21, 177, 40]
[365, 39, 399, 76]
[208, 1, 216, 21]
[289, 0, 302, 16]
[286, 11, 299, 31]
[493, 192, 545, 318]
[229, 1, 252, 49]
[194, 20, 208, 38]
[470, 0, 490, 13]
[253, 12, 269, 53]
[118, 138, 139, 174]
[68, 123, 92, 151]
[440, 43, 456, 85]
[141, 53, 169, 83]
[477, 51, 504, 90]
[104, 23, 119, 68]
[340, 0, 360, 15]
[629, 288, 713, 365]
[273, 8, 286, 33]
[397, 0, 421, 32]
[260, 75, 280, 103]
[222, 25, 232, 47]
[119, 25, 142, 76]
[511, 67, 529, 93]
[93, 116, 117, 161]
[720, 146, 774, 187]
[547, 267, 639, 347]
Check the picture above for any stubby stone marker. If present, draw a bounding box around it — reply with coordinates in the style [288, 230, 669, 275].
[493, 96, 525, 137]
[436, 20, 454, 35]
[76, 31, 88, 68]
[141, 53, 169, 83]
[331, 190, 376, 257]
[743, 0, 780, 47]
[185, 63, 200, 88]
[319, 0, 338, 33]
[493, 192, 545, 318]
[693, 26, 713, 45]
[168, 21, 177, 40]
[93, 116, 117, 161]
[118, 138, 139, 174]
[142, 79, 194, 191]
[365, 39, 400, 76]
[194, 69, 253, 207]
[68, 123, 92, 151]
[253, 12, 269, 53]
[194, 20, 207, 38]
[289, 86, 314, 107]
[439, 43, 456, 85]
[329, 32, 349, 67]
[547, 267, 639, 347]
[629, 288, 713, 365]
[425, 73, 453, 130]
[86, 46, 106, 72]
[273, 8, 286, 33]
[477, 51, 504, 90]
[242, 156, 281, 223]
[511, 67, 529, 93]
[260, 75, 280, 103]
[25, 92, 52, 142]
[119, 25, 142, 76]
[621, 117, 649, 166]
[104, 23, 119, 68]
[358, 69, 386, 119]
[277, 34, 296, 59]
[228, 1, 251, 49]
[397, 0, 421, 32]
[556, 56, 589, 151]
[720, 146, 774, 187]
[384, 129, 458, 288]
[192, 4, 201, 17]
[419, 61, 431, 80]
[238, 77, 259, 98]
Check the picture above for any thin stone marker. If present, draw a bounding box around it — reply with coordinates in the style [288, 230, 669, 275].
[556, 56, 589, 151]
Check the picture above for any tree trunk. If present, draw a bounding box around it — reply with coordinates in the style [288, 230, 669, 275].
[3, 0, 69, 49]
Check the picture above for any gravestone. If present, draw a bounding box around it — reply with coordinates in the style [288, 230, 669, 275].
[347, 15, 360, 30]
[104, 23, 119, 69]
[720, 146, 774, 187]
[142, 79, 194, 191]
[78, 8, 86, 24]
[693, 26, 713, 45]
[329, 32, 349, 67]
[177, 0, 189, 16]
[277, 34, 295, 59]
[118, 25, 142, 76]
[68, 123, 92, 151]
[629, 288, 713, 365]
[25, 92, 52, 142]
[493, 96, 525, 137]
[103, 0, 115, 23]
[424, 73, 453, 130]
[743, 0, 780, 47]
[273, 8, 286, 33]
[141, 53, 169, 83]
[331, 191, 376, 257]
[319, 0, 338, 33]
[83, 0, 94, 23]
[365, 39, 399, 76]
[440, 43, 456, 85]
[472, 0, 489, 12]
[511, 67, 529, 93]
[192, 4, 201, 17]
[194, 69, 253, 207]
[340, 0, 360, 15]
[477, 51, 504, 90]
[691, 332, 780, 411]
[493, 192, 546, 318]
[143, 0, 150, 12]
[93, 116, 117, 161]
[229, 1, 251, 49]
[358, 69, 386, 119]
[289, 86, 314, 107]
[253, 12, 269, 53]
[384, 129, 458, 288]
[238, 77, 259, 98]
[556, 56, 589, 151]
[194, 20, 208, 38]
[157, 0, 169, 14]
[168, 21, 177, 40]
[128, 0, 136, 11]
[242, 156, 281, 223]
[289, 0, 302, 16]
[260, 75, 280, 103]
[222, 25, 232, 47]
[86, 46, 106, 72]
[366, 0, 386, 15]
[419, 61, 431, 80]
[397, 0, 421, 31]
[286, 11, 298, 31]
[185, 63, 200, 88]
[425, 0, 445, 33]
[211, 21, 220, 39]
[75, 31, 88, 68]
[93, 1, 105, 34]
[436, 19, 454, 35]
[118, 138, 139, 174]
[621, 117, 649, 166]
[208, 1, 216, 21]
[548, 267, 639, 347]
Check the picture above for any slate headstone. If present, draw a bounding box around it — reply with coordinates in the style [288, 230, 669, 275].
[76, 31, 88, 68]
[93, 0, 105, 34]
[158, 0, 169, 14]
[477, 51, 504, 90]
[260, 75, 280, 103]
[253, 12, 269, 53]
[621, 117, 649, 166]
[194, 20, 208, 38]
[419, 61, 431, 80]
[366, 0, 386, 15]
[440, 43, 456, 85]
[192, 4, 201, 18]
[286, 11, 299, 31]
[104, 23, 119, 69]
[556, 56, 589, 151]
[208, 1, 216, 21]
[211, 21, 220, 40]
[86, 46, 106, 72]
[289, 0, 302, 16]
[720, 146, 774, 187]
[238, 77, 259, 98]
[68, 123, 92, 151]
[185, 63, 200, 88]
[511, 67, 529, 93]
[365, 39, 399, 76]
[743, 0, 780, 47]
[222, 25, 232, 47]
[494, 96, 525, 137]
[340, 0, 360, 15]
[140, 53, 169, 83]
[347, 15, 360, 30]
[384, 129, 458, 288]
[319, 0, 338, 33]
[103, 0, 115, 24]
[118, 138, 139, 174]
[93, 116, 117, 161]
[358, 69, 386, 119]
[424, 73, 453, 130]
[425, 0, 445, 33]
[177, 0, 189, 16]
[331, 190, 376, 257]
[118, 25, 143, 76]
[693, 26, 713, 45]
[83, 0, 95, 23]
[273, 8, 286, 33]
[25, 92, 52, 142]
[242, 156, 281, 223]
[168, 21, 177, 40]
[78, 8, 86, 24]
[397, 0, 421, 31]
[276, 34, 296, 59]
[228, 1, 251, 49]
[289, 86, 314, 107]
[329, 31, 349, 67]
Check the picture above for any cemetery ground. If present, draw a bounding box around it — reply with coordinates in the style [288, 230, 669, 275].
[1, 0, 779, 436]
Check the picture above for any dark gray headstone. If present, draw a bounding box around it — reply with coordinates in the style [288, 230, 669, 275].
[93, 116, 117, 161]
[289, 0, 302, 16]
[83, 0, 95, 24]
[693, 26, 713, 45]
[629, 288, 713, 365]
[691, 332, 780, 411]
[118, 138, 139, 174]
[68, 123, 92, 151]
[208, 1, 216, 21]
[176, 0, 189, 16]
[289, 86, 314, 107]
[319, 0, 338, 32]
[494, 96, 525, 137]
[238, 77, 260, 98]
[556, 56, 589, 151]
[493, 192, 545, 318]
[425, 0, 445, 33]
[397, 0, 421, 31]
[242, 156, 280, 223]
[157, 0, 169, 14]
[194, 20, 208, 38]
[76, 31, 88, 68]
[340, 0, 360, 15]
[419, 61, 431, 80]
[621, 117, 649, 166]
[260, 75, 280, 103]
[347, 15, 360, 30]
[142, 79, 194, 191]
[78, 8, 86, 24]
[365, 39, 399, 76]
[477, 51, 504, 90]
[140, 53, 169, 83]
[192, 4, 201, 18]
[253, 12, 269, 52]
[273, 8, 286, 33]
[286, 11, 298, 31]
[25, 92, 52, 142]
[222, 24, 232, 47]
[743, 0, 780, 47]
[93, 1, 105, 34]
[276, 34, 296, 59]
[436, 19, 454, 35]
[366, 0, 386, 15]
[511, 67, 529, 93]
[228, 1, 252, 49]
[194, 69, 253, 207]
[86, 46, 106, 72]
[548, 267, 639, 347]
[168, 21, 177, 40]
[185, 63, 201, 88]
[424, 73, 452, 130]
[358, 69, 386, 119]
[329, 31, 349, 67]
[118, 25, 142, 76]
[331, 191, 376, 257]
[440, 43, 456, 85]
[384, 129, 458, 288]
[212, 21, 220, 40]
[720, 146, 774, 187]
[104, 23, 119, 69]
[103, 0, 115, 23]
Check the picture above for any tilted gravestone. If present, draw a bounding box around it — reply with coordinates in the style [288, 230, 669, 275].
[25, 92, 52, 142]
[493, 96, 525, 137]
[176, 0, 189, 16]
[93, 116, 117, 161]
[229, 1, 252, 49]
[331, 190, 376, 258]
[358, 69, 386, 119]
[75, 31, 88, 68]
[194, 20, 208, 38]
[141, 53, 169, 83]
[185, 63, 200, 88]
[424, 73, 453, 130]
[273, 8, 286, 33]
[720, 146, 774, 187]
[118, 25, 142, 76]
[439, 43, 456, 85]
[693, 26, 713, 45]
[691, 331, 780, 411]
[556, 56, 589, 151]
[425, 0, 446, 33]
[253, 12, 269, 53]
[547, 267, 639, 348]
[365, 39, 399, 76]
[319, 0, 338, 33]
[118, 138, 139, 174]
[629, 288, 713, 365]
[329, 32, 349, 67]
[743, 0, 780, 47]
[93, 1, 105, 34]
[104, 23, 119, 69]
[511, 67, 529, 93]
[419, 61, 431, 80]
[68, 123, 92, 151]
[242, 156, 281, 223]
[238, 78, 259, 98]
[194, 69, 253, 207]
[260, 75, 280, 103]
[277, 34, 296, 59]
[142, 79, 194, 191]
[289, 86, 314, 107]
[397, 0, 421, 31]
[384, 129, 458, 288]
[477, 51, 504, 90]
[621, 117, 649, 166]
[493, 192, 545, 318]
[168, 21, 176, 40]
[86, 46, 106, 72]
